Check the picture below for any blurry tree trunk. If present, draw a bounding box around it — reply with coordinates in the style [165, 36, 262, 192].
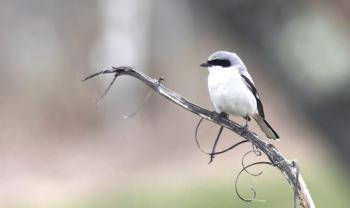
[97, 0, 153, 124]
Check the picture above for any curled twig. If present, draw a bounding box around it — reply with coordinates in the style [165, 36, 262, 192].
[236, 144, 274, 202]
[234, 161, 274, 202]
[240, 143, 272, 177]
[195, 118, 207, 154]
[241, 151, 266, 177]
[195, 118, 248, 157]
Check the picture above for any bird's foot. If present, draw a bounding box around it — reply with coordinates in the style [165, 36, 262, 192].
[245, 116, 251, 122]
[218, 112, 229, 119]
[239, 124, 249, 136]
[211, 111, 229, 120]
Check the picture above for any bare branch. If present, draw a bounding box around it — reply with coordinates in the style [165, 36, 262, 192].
[83, 66, 315, 208]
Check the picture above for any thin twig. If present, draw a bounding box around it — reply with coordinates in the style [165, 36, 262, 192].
[208, 126, 224, 164]
[124, 77, 164, 119]
[96, 74, 118, 104]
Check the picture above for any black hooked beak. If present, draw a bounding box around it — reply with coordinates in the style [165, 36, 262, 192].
[200, 61, 211, 67]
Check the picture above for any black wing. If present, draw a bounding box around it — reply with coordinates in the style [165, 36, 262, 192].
[241, 75, 265, 118]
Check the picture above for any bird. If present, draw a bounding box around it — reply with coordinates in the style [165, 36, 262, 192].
[200, 51, 279, 140]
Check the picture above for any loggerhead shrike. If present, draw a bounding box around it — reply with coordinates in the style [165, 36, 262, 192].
[200, 51, 279, 140]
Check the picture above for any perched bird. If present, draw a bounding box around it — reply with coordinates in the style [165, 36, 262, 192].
[200, 51, 279, 140]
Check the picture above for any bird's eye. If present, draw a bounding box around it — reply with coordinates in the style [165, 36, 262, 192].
[208, 59, 231, 67]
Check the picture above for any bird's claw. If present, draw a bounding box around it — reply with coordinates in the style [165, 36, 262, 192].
[219, 112, 229, 119]
[240, 125, 249, 136]
[210, 111, 229, 120]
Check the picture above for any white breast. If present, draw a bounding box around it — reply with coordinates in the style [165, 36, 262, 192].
[207, 67, 257, 117]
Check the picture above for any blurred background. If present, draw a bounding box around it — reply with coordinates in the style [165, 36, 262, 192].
[0, 0, 349, 207]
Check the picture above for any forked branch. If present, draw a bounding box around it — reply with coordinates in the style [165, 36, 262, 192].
[83, 66, 315, 208]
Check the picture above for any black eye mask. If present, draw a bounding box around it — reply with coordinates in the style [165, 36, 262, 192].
[207, 59, 231, 67]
